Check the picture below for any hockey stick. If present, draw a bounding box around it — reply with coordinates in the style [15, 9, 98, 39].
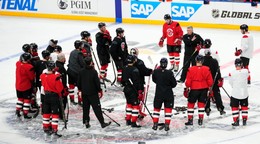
[128, 79, 153, 120]
[110, 59, 117, 86]
[59, 97, 67, 129]
[102, 107, 114, 113]
[102, 111, 121, 126]
[205, 68, 219, 109]
[175, 48, 198, 77]
[221, 86, 231, 99]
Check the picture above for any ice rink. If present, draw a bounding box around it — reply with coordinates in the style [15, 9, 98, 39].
[0, 16, 260, 144]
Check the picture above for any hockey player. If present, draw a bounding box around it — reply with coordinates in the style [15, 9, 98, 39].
[229, 58, 249, 126]
[234, 24, 254, 84]
[40, 61, 64, 137]
[77, 57, 111, 128]
[184, 55, 213, 126]
[110, 28, 129, 84]
[96, 22, 112, 81]
[56, 53, 69, 120]
[203, 49, 226, 116]
[199, 39, 220, 62]
[179, 26, 203, 83]
[121, 55, 142, 127]
[152, 58, 177, 131]
[50, 45, 62, 62]
[30, 43, 40, 63]
[34, 50, 51, 106]
[46, 39, 58, 53]
[158, 14, 183, 72]
[80, 31, 92, 58]
[67, 40, 85, 105]
[130, 48, 152, 117]
[15, 53, 35, 119]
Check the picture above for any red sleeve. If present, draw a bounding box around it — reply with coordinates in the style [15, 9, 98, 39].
[162, 23, 167, 39]
[55, 76, 64, 96]
[185, 68, 192, 88]
[26, 64, 35, 82]
[175, 22, 183, 40]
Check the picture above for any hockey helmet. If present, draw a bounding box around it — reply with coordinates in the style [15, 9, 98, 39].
[126, 55, 135, 64]
[21, 52, 32, 62]
[54, 45, 62, 52]
[30, 43, 38, 52]
[204, 49, 211, 56]
[130, 48, 139, 56]
[203, 39, 212, 48]
[22, 44, 31, 53]
[74, 40, 82, 49]
[46, 61, 56, 71]
[160, 58, 168, 69]
[195, 54, 204, 63]
[98, 22, 106, 29]
[41, 50, 50, 59]
[81, 31, 91, 39]
[234, 58, 243, 67]
[84, 56, 93, 65]
[240, 24, 248, 31]
[164, 14, 171, 20]
[49, 39, 58, 46]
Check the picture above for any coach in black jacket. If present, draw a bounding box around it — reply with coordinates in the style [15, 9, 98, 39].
[77, 57, 110, 129]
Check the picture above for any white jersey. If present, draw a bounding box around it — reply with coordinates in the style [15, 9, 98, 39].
[241, 33, 254, 58]
[199, 48, 220, 62]
[229, 69, 249, 100]
[50, 52, 58, 62]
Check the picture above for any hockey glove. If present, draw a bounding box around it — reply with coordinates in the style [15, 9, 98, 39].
[218, 78, 224, 87]
[158, 37, 164, 47]
[174, 38, 182, 45]
[208, 89, 214, 98]
[235, 49, 242, 56]
[98, 90, 103, 99]
[183, 88, 190, 98]
[195, 44, 201, 52]
[138, 90, 144, 101]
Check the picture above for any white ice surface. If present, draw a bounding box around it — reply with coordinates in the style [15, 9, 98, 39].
[0, 16, 260, 144]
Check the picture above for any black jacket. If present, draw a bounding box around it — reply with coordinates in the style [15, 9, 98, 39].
[95, 32, 111, 55]
[46, 45, 55, 53]
[34, 60, 48, 87]
[56, 61, 67, 88]
[122, 65, 142, 92]
[77, 66, 102, 96]
[110, 36, 128, 63]
[152, 69, 177, 98]
[67, 49, 85, 74]
[203, 56, 221, 87]
[183, 33, 203, 56]
[134, 58, 152, 87]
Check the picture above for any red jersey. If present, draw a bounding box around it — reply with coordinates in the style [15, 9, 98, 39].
[40, 73, 64, 96]
[185, 66, 213, 90]
[162, 21, 183, 46]
[15, 61, 35, 91]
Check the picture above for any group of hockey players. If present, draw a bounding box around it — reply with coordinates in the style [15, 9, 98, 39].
[15, 13, 253, 138]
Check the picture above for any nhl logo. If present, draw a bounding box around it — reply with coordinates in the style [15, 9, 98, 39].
[57, 0, 68, 10]
[212, 9, 220, 18]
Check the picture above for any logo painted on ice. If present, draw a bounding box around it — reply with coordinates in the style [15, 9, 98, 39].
[57, 0, 68, 10]
[131, 1, 160, 18]
[171, 3, 202, 21]
[0, 0, 38, 11]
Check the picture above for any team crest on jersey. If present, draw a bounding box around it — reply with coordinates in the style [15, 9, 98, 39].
[167, 28, 174, 37]
[121, 42, 126, 50]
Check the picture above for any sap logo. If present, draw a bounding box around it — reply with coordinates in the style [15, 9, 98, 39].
[0, 0, 38, 11]
[171, 3, 202, 21]
[131, 1, 160, 18]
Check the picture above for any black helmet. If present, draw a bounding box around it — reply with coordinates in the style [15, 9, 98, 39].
[49, 39, 58, 45]
[84, 56, 92, 65]
[41, 50, 50, 59]
[47, 61, 56, 71]
[240, 24, 248, 31]
[126, 55, 135, 64]
[235, 58, 243, 67]
[195, 54, 204, 63]
[98, 22, 106, 29]
[74, 40, 82, 49]
[116, 28, 124, 35]
[80, 31, 91, 39]
[30, 43, 38, 52]
[21, 52, 32, 62]
[54, 45, 62, 52]
[204, 49, 211, 56]
[204, 39, 212, 48]
[164, 14, 171, 20]
[160, 58, 168, 69]
[22, 44, 31, 53]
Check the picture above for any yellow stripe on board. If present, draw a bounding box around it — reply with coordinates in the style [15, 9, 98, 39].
[0, 11, 115, 22]
[123, 18, 260, 31]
